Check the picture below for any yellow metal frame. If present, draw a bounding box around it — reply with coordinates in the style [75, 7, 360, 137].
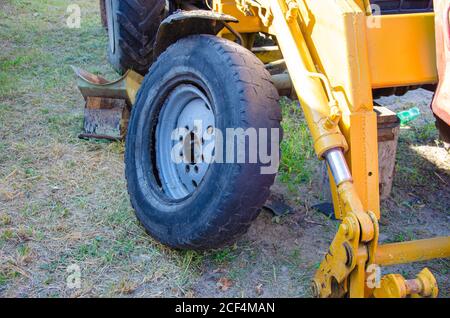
[213, 0, 450, 298]
[367, 13, 438, 88]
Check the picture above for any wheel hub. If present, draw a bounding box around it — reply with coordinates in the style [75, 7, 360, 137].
[156, 84, 215, 199]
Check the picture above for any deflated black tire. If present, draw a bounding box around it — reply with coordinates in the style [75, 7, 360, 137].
[125, 35, 282, 250]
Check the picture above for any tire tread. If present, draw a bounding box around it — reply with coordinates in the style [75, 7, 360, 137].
[126, 35, 281, 249]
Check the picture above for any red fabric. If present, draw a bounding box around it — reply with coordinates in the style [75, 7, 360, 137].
[432, 0, 450, 125]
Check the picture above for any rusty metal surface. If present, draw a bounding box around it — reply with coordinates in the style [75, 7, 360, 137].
[153, 10, 238, 59]
[72, 67, 139, 140]
[72, 66, 129, 102]
[79, 97, 128, 141]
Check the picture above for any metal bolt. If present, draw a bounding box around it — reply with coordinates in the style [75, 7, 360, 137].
[342, 217, 355, 239]
[311, 281, 320, 298]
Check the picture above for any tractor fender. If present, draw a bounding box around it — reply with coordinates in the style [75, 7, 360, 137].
[153, 10, 238, 59]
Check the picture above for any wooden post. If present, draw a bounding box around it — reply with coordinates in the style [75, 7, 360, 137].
[375, 106, 400, 200]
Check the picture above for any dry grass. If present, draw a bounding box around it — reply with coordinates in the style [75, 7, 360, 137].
[0, 0, 448, 298]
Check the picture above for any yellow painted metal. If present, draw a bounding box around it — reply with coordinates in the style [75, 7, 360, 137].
[290, 0, 380, 219]
[208, 0, 448, 298]
[348, 246, 369, 298]
[265, 0, 349, 158]
[367, 13, 438, 88]
[353, 0, 370, 12]
[336, 182, 375, 242]
[373, 268, 439, 298]
[125, 70, 144, 105]
[312, 212, 362, 297]
[219, 3, 436, 220]
[412, 268, 439, 298]
[230, 2, 379, 297]
[344, 112, 380, 219]
[374, 274, 409, 298]
[313, 185, 377, 297]
[216, 2, 438, 91]
[72, 67, 143, 106]
[374, 237, 450, 266]
[251, 46, 283, 63]
[214, 0, 268, 34]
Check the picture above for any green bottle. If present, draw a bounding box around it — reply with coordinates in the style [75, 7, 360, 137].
[397, 107, 420, 125]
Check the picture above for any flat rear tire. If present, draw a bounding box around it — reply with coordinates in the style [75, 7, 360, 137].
[105, 0, 169, 75]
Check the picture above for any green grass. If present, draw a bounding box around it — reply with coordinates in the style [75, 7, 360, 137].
[17, 244, 31, 257]
[0, 273, 9, 287]
[176, 251, 204, 289]
[0, 229, 14, 241]
[0, 0, 448, 298]
[0, 0, 114, 100]
[387, 230, 416, 243]
[0, 266, 21, 287]
[211, 247, 237, 265]
[278, 98, 315, 190]
[401, 122, 439, 144]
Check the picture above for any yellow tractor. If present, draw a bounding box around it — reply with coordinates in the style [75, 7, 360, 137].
[74, 0, 450, 298]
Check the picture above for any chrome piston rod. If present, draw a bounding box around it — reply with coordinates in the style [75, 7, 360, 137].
[324, 148, 353, 186]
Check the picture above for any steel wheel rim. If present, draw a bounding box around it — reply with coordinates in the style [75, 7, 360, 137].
[155, 84, 215, 200]
[105, 0, 115, 54]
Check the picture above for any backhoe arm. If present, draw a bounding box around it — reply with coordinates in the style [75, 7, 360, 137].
[213, 0, 450, 297]
[265, 0, 378, 297]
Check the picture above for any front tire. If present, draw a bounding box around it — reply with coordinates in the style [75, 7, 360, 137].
[125, 35, 282, 249]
